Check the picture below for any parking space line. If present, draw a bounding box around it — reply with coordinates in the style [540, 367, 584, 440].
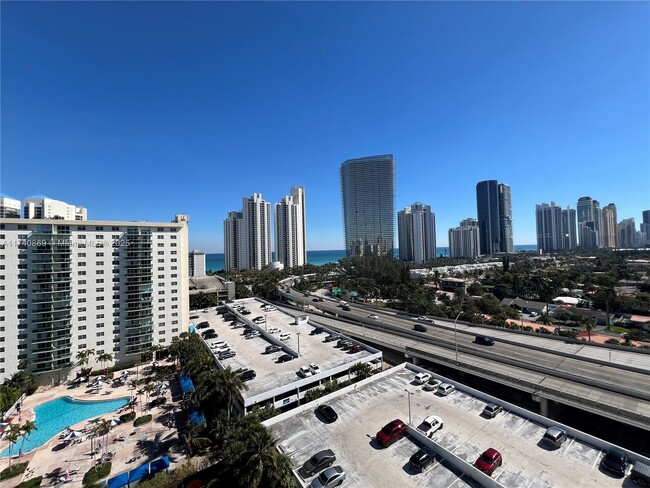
[591, 450, 603, 469]
[447, 473, 464, 488]
[515, 419, 530, 433]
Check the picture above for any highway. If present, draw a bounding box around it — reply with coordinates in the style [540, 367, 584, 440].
[280, 287, 650, 431]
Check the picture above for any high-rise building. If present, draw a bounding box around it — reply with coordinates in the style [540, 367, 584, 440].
[577, 196, 602, 248]
[592, 200, 603, 247]
[536, 202, 564, 252]
[562, 206, 577, 250]
[223, 211, 244, 272]
[476, 180, 513, 254]
[0, 215, 189, 384]
[449, 218, 480, 259]
[619, 218, 637, 248]
[0, 194, 21, 218]
[602, 204, 618, 248]
[577, 196, 593, 226]
[580, 221, 599, 249]
[189, 250, 206, 277]
[223, 194, 272, 271]
[340, 155, 395, 257]
[397, 202, 436, 263]
[274, 186, 307, 269]
[641, 210, 650, 246]
[23, 195, 87, 221]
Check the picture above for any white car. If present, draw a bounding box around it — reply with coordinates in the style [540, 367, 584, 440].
[438, 383, 455, 396]
[417, 316, 428, 321]
[268, 327, 281, 334]
[298, 366, 313, 378]
[279, 333, 291, 341]
[413, 372, 431, 385]
[214, 345, 231, 354]
[309, 363, 321, 375]
[423, 378, 442, 391]
[367, 314, 379, 320]
[245, 331, 261, 339]
[210, 341, 229, 349]
[417, 415, 443, 437]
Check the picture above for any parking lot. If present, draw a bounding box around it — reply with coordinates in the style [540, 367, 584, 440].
[190, 298, 378, 400]
[269, 366, 632, 488]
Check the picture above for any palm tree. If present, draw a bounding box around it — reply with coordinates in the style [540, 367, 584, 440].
[143, 383, 156, 413]
[5, 424, 23, 467]
[75, 349, 95, 382]
[97, 353, 113, 373]
[584, 317, 596, 342]
[215, 367, 248, 420]
[98, 419, 112, 457]
[18, 420, 36, 458]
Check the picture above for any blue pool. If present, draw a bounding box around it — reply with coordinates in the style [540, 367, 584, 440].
[1, 396, 129, 457]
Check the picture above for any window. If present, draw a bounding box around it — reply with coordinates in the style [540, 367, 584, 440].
[79, 252, 86, 257]
[96, 287, 104, 293]
[79, 325, 86, 331]
[78, 270, 86, 275]
[78, 280, 86, 285]
[79, 262, 86, 267]
[78, 307, 86, 312]
[96, 234, 104, 239]
[96, 279, 104, 283]
[78, 335, 87, 340]
[97, 252, 104, 257]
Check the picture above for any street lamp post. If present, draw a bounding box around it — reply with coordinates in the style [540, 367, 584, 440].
[297, 332, 301, 357]
[264, 314, 267, 332]
[404, 389, 414, 425]
[454, 311, 462, 364]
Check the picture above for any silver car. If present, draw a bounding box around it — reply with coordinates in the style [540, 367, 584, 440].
[311, 466, 345, 488]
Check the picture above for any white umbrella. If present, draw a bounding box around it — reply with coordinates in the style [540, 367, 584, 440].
[110, 419, 120, 426]
[64, 431, 82, 441]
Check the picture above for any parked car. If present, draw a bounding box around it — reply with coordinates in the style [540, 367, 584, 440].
[218, 350, 236, 360]
[277, 354, 294, 363]
[202, 309, 209, 313]
[315, 405, 338, 423]
[240, 369, 256, 382]
[201, 330, 216, 339]
[299, 449, 336, 478]
[349, 344, 363, 353]
[423, 378, 442, 391]
[413, 323, 428, 332]
[376, 419, 407, 447]
[601, 449, 629, 476]
[265, 344, 282, 354]
[253, 316, 265, 324]
[310, 466, 345, 488]
[474, 448, 502, 476]
[190, 315, 199, 319]
[196, 321, 209, 328]
[482, 403, 503, 418]
[279, 333, 291, 341]
[417, 316, 428, 321]
[313, 298, 320, 302]
[268, 327, 281, 334]
[210, 340, 229, 349]
[475, 336, 495, 346]
[309, 363, 321, 375]
[417, 415, 443, 437]
[298, 366, 313, 378]
[311, 327, 324, 335]
[241, 309, 251, 315]
[245, 331, 261, 339]
[540, 427, 567, 449]
[324, 334, 339, 342]
[367, 314, 379, 320]
[340, 341, 352, 351]
[409, 448, 434, 472]
[413, 372, 431, 385]
[630, 461, 650, 486]
[438, 383, 455, 396]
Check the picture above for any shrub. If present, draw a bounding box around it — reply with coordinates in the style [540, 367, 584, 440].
[151, 397, 167, 408]
[134, 414, 153, 427]
[83, 462, 112, 486]
[0, 462, 29, 481]
[120, 411, 136, 423]
[16, 476, 43, 488]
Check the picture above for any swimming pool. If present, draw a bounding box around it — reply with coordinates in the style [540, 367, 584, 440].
[1, 396, 129, 457]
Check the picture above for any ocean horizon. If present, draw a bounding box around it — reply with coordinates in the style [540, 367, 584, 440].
[206, 245, 537, 272]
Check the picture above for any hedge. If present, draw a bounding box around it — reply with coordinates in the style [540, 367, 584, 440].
[16, 476, 42, 488]
[119, 411, 136, 423]
[0, 462, 29, 481]
[134, 414, 152, 427]
[83, 462, 112, 486]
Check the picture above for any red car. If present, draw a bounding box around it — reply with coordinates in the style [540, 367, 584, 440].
[376, 419, 407, 447]
[474, 448, 502, 476]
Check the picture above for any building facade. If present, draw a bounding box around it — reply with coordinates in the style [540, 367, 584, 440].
[601, 204, 618, 249]
[223, 211, 243, 273]
[618, 218, 637, 248]
[274, 186, 307, 269]
[224, 194, 272, 272]
[641, 210, 650, 246]
[23, 195, 87, 221]
[476, 180, 513, 254]
[189, 250, 206, 277]
[577, 196, 603, 249]
[562, 206, 577, 250]
[0, 194, 21, 218]
[536, 202, 563, 252]
[448, 218, 480, 259]
[0, 215, 189, 384]
[397, 202, 436, 263]
[340, 155, 395, 257]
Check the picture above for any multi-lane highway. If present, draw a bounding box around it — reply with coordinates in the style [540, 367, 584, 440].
[280, 286, 650, 431]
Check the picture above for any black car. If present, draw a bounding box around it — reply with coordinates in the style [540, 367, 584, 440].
[601, 449, 629, 476]
[218, 350, 236, 360]
[315, 404, 338, 423]
[409, 449, 434, 472]
[324, 334, 339, 342]
[413, 323, 428, 333]
[277, 354, 294, 363]
[265, 345, 282, 354]
[201, 330, 216, 338]
[298, 449, 336, 478]
[475, 336, 495, 346]
[196, 322, 210, 330]
[240, 369, 256, 382]
[311, 327, 324, 335]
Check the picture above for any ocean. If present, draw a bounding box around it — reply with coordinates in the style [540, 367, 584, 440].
[206, 245, 537, 272]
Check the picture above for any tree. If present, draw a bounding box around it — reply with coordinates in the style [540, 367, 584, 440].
[76, 349, 96, 382]
[18, 420, 36, 458]
[349, 362, 373, 381]
[226, 428, 290, 488]
[98, 419, 112, 457]
[215, 367, 248, 420]
[143, 383, 156, 412]
[97, 353, 113, 373]
[5, 424, 22, 467]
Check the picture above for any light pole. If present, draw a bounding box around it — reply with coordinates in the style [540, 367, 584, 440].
[264, 314, 267, 332]
[297, 332, 301, 357]
[454, 311, 462, 364]
[404, 389, 414, 425]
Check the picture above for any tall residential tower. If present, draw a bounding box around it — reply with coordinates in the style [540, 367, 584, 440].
[341, 155, 395, 257]
[275, 186, 307, 269]
[397, 202, 436, 263]
[223, 194, 272, 272]
[448, 218, 480, 259]
[476, 180, 513, 254]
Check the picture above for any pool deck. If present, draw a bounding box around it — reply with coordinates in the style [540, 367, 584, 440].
[0, 362, 184, 488]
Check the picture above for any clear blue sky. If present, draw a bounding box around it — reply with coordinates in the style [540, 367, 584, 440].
[2, 2, 648, 252]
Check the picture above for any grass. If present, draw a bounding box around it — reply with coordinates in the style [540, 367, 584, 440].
[608, 325, 629, 334]
[83, 462, 112, 486]
[119, 411, 136, 423]
[16, 476, 42, 488]
[0, 462, 29, 481]
[134, 414, 153, 427]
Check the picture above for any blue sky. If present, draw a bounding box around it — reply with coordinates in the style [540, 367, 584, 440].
[2, 2, 648, 252]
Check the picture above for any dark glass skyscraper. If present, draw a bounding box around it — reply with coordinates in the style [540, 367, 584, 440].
[476, 180, 513, 254]
[341, 154, 395, 257]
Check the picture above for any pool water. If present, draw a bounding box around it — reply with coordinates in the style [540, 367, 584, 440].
[1, 396, 129, 457]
